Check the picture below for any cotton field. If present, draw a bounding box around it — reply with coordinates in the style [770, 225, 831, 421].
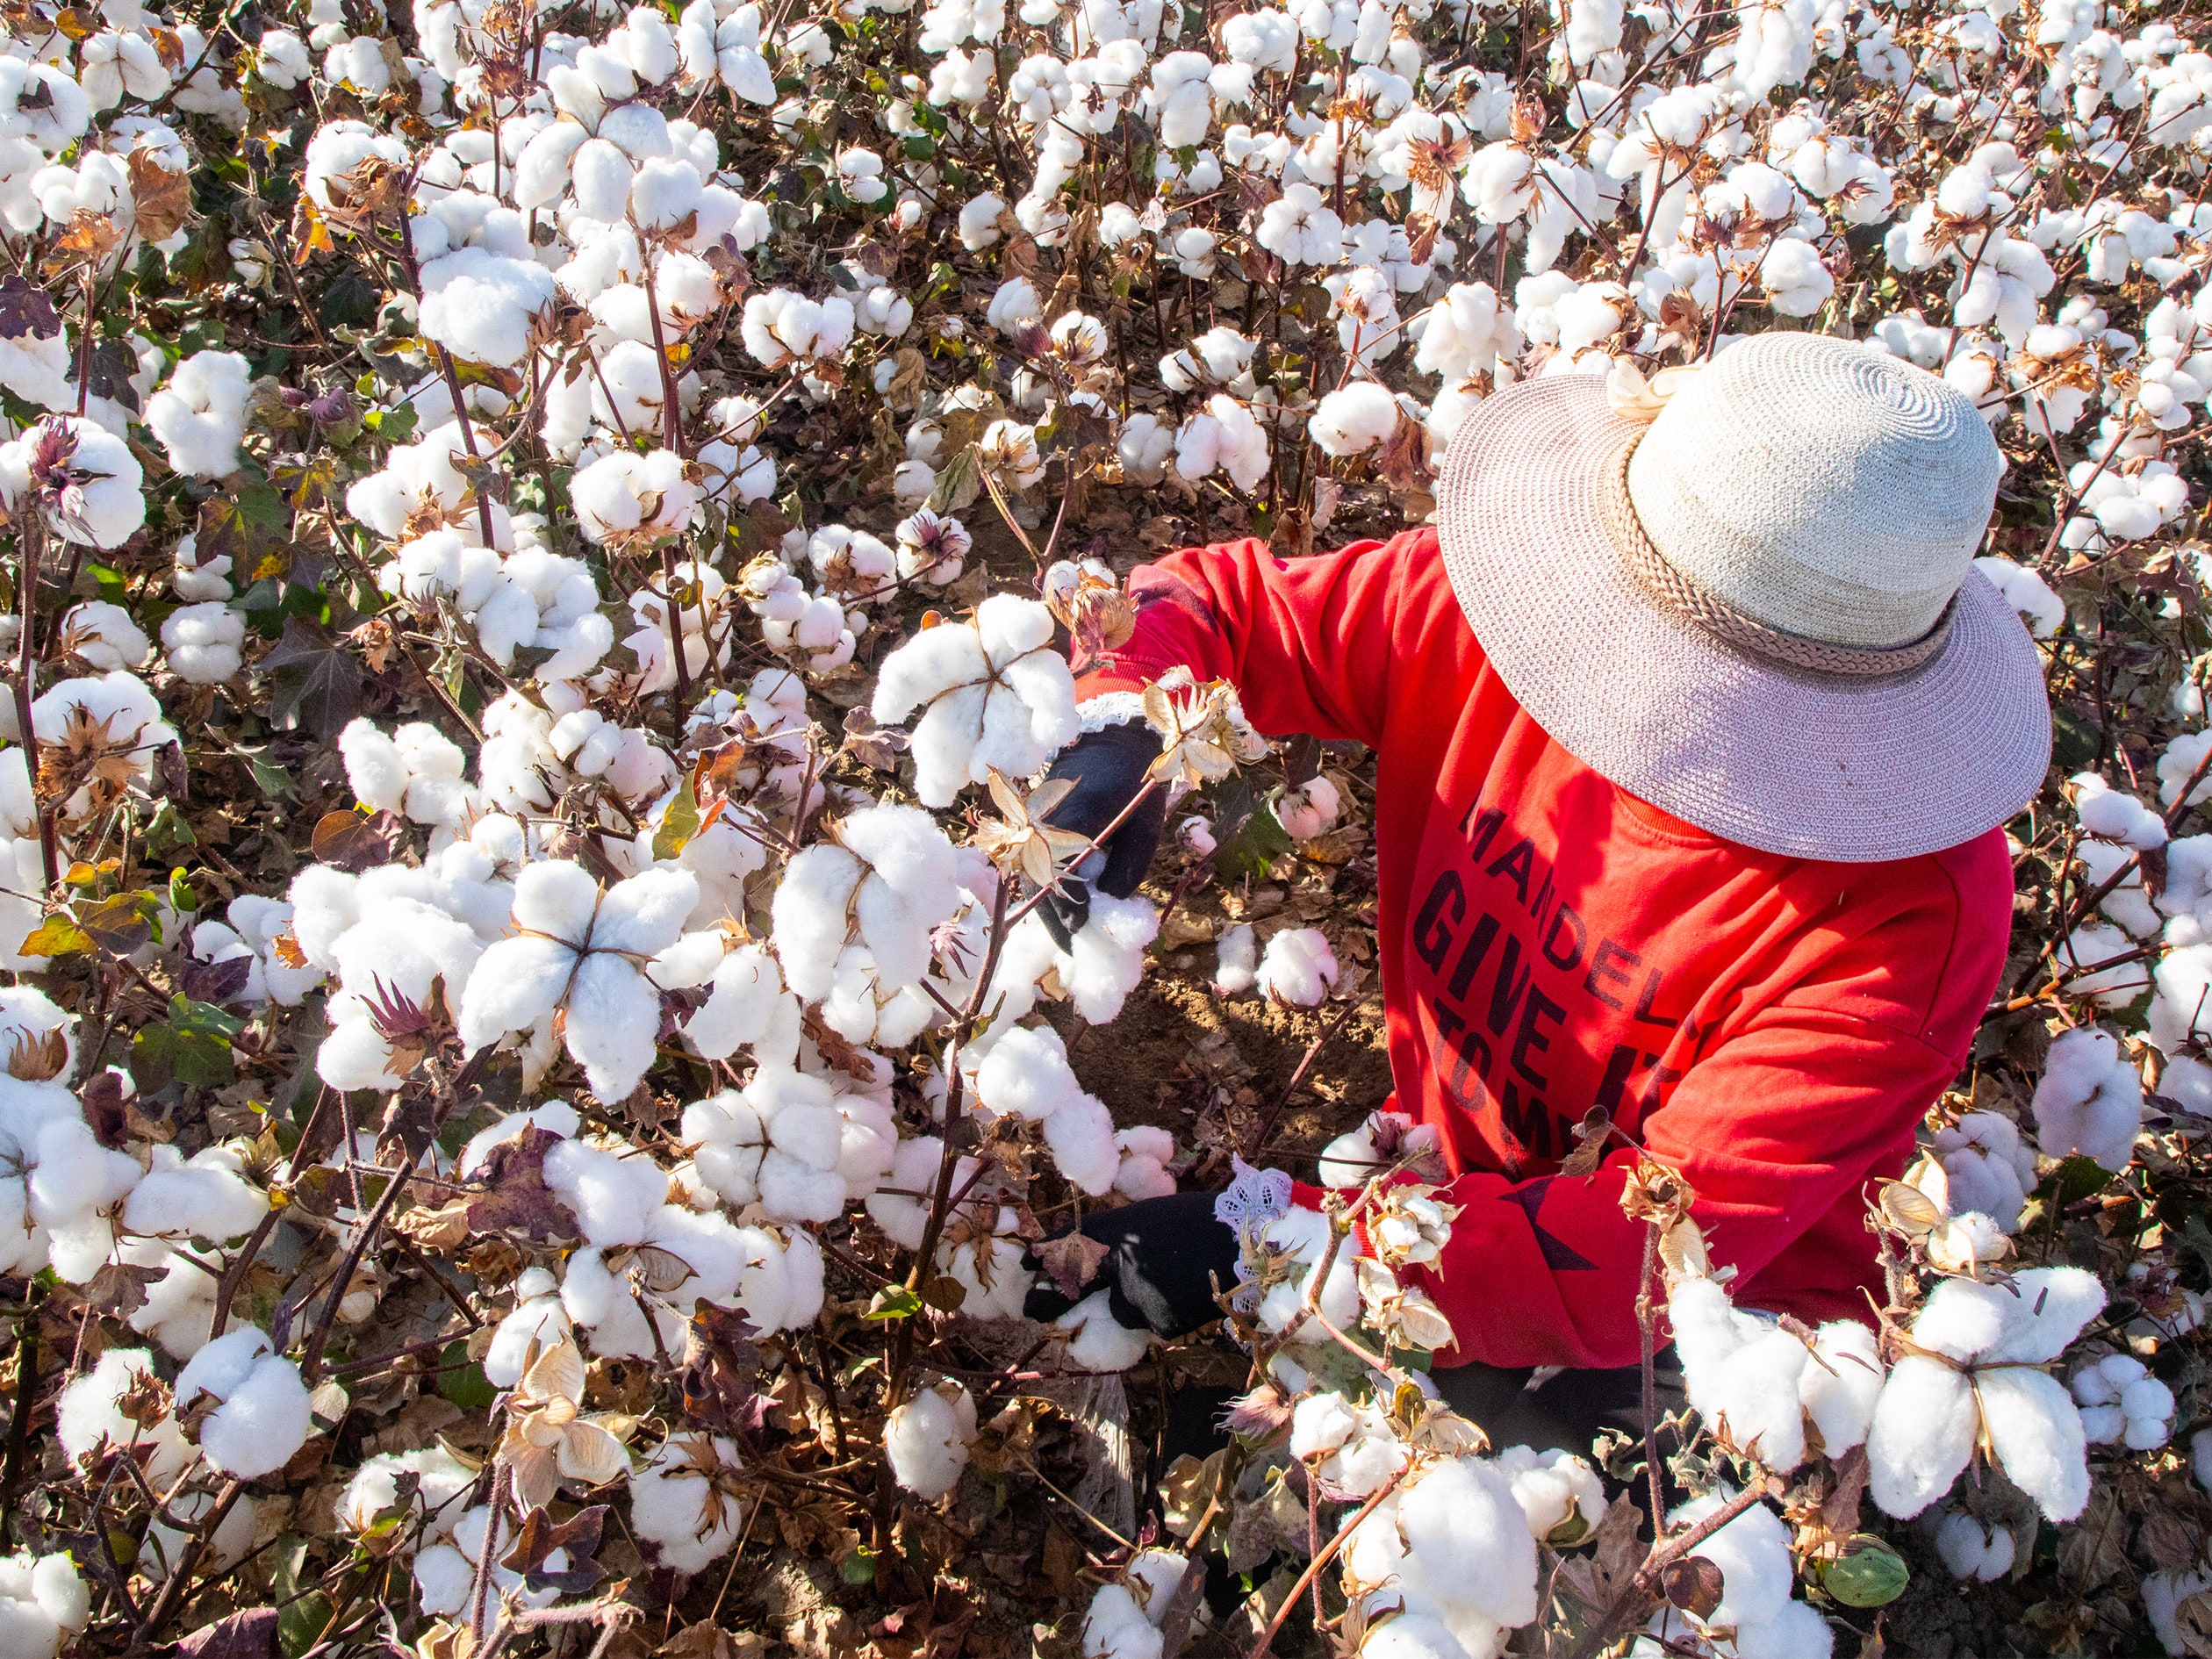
[0, 0, 2200, 1649]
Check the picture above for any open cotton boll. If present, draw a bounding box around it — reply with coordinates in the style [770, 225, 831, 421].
[56, 1347, 193, 1483]
[1671, 1492, 1793, 1635]
[0, 419, 145, 548]
[1309, 381, 1404, 456]
[160, 601, 246, 683]
[1974, 556, 2065, 637]
[1494, 1445, 1605, 1542]
[1274, 775, 1342, 839]
[1666, 1275, 1811, 1471]
[2072, 771, 2168, 849]
[1935, 1511, 2014, 1582]
[417, 247, 557, 368]
[1213, 923, 1258, 994]
[2071, 1352, 2174, 1448]
[1113, 1126, 1178, 1199]
[1053, 1287, 1153, 1372]
[1251, 1204, 1364, 1336]
[1799, 1319, 1884, 1454]
[885, 1380, 976, 1499]
[1930, 1111, 2037, 1231]
[336, 1446, 478, 1537]
[143, 1489, 258, 1582]
[415, 1506, 567, 1618]
[1290, 1390, 1409, 1496]
[1347, 1454, 1540, 1639]
[173, 1326, 312, 1479]
[2148, 1568, 2212, 1657]
[871, 595, 1079, 806]
[2032, 1026, 2144, 1171]
[1254, 927, 1339, 1007]
[0, 1552, 88, 1659]
[60, 600, 149, 672]
[1082, 1584, 1165, 1659]
[683, 944, 800, 1065]
[629, 1432, 744, 1573]
[121, 1143, 269, 1243]
[484, 1268, 573, 1387]
[144, 349, 250, 478]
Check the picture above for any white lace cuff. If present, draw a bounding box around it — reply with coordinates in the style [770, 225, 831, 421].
[1215, 1156, 1294, 1234]
[1076, 691, 1149, 734]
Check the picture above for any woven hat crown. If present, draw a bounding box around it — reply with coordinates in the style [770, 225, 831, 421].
[1624, 334, 2004, 650]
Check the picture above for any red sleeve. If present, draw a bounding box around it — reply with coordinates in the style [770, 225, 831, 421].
[1076, 534, 1412, 746]
[1398, 1007, 1965, 1368]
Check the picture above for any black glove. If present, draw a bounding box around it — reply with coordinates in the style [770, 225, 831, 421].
[1023, 1190, 1241, 1338]
[1034, 717, 1168, 950]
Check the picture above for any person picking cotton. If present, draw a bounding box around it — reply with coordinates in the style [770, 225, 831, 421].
[1023, 335, 2051, 1458]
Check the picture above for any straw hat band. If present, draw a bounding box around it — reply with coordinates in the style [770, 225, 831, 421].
[1598, 436, 1957, 679]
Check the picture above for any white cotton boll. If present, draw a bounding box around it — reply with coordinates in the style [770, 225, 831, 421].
[1932, 1111, 2037, 1231]
[1309, 381, 1403, 457]
[1114, 1126, 1177, 1200]
[1935, 1511, 2014, 1582]
[1668, 1277, 1810, 1470]
[1055, 1287, 1153, 1372]
[336, 1446, 478, 1537]
[173, 1327, 312, 1479]
[1974, 557, 2065, 638]
[1254, 927, 1338, 1007]
[1799, 1320, 1883, 1454]
[1977, 1366, 2090, 1521]
[1063, 892, 1160, 1023]
[1675, 1493, 1792, 1634]
[338, 721, 409, 818]
[416, 248, 557, 369]
[885, 1382, 975, 1499]
[1253, 1206, 1362, 1336]
[485, 1272, 572, 1387]
[1275, 776, 1342, 839]
[122, 1144, 269, 1243]
[160, 601, 246, 684]
[1389, 1455, 1540, 1629]
[629, 1433, 743, 1573]
[56, 1348, 192, 1483]
[2058, 919, 2148, 1008]
[1866, 1354, 1978, 1519]
[1083, 1585, 1165, 1659]
[2073, 771, 2168, 849]
[144, 350, 250, 478]
[0, 420, 144, 549]
[1495, 1445, 1605, 1541]
[1045, 1095, 1122, 1196]
[1291, 1392, 1408, 1497]
[1358, 1616, 1469, 1659]
[60, 600, 149, 672]
[1214, 923, 1257, 994]
[2033, 1026, 2144, 1171]
[0, 1553, 86, 1659]
[2071, 1352, 2174, 1447]
[544, 1138, 671, 1246]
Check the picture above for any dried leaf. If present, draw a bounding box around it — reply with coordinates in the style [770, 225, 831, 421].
[312, 808, 406, 873]
[0, 276, 61, 341]
[1661, 1555, 1725, 1619]
[1034, 1230, 1110, 1303]
[171, 1608, 281, 1659]
[466, 1125, 581, 1241]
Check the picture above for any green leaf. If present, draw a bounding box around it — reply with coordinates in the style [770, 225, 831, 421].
[1213, 788, 1296, 881]
[2049, 1153, 2115, 1206]
[437, 1341, 498, 1411]
[225, 741, 295, 801]
[861, 1284, 924, 1321]
[275, 1590, 331, 1659]
[651, 774, 702, 861]
[838, 1546, 877, 1587]
[87, 564, 126, 605]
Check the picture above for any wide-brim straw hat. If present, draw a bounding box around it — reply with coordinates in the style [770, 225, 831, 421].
[1436, 334, 2051, 863]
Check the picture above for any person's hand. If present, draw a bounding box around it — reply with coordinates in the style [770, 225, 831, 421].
[1033, 718, 1168, 949]
[1023, 1190, 1241, 1338]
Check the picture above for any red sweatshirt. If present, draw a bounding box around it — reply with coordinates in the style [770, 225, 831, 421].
[1074, 527, 2014, 1370]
